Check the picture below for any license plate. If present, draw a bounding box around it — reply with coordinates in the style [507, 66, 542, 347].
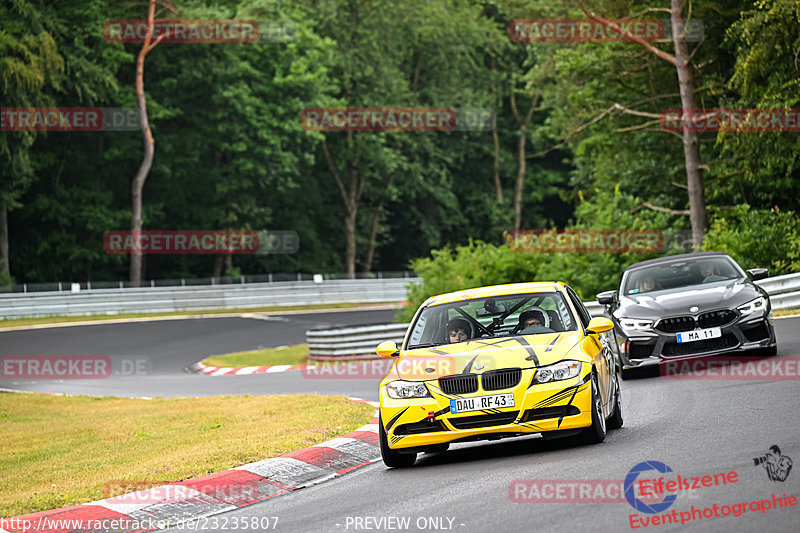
[450, 393, 515, 414]
[676, 327, 722, 343]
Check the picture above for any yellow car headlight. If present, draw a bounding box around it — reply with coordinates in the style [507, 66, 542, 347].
[533, 361, 582, 384]
[386, 380, 432, 399]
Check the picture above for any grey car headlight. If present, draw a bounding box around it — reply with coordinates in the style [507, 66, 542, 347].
[386, 380, 432, 399]
[737, 296, 766, 316]
[533, 361, 582, 384]
[619, 318, 654, 331]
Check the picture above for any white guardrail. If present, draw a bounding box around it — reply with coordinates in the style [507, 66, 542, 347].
[0, 278, 420, 319]
[306, 272, 800, 359]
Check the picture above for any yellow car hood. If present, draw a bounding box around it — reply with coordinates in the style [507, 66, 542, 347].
[396, 332, 584, 380]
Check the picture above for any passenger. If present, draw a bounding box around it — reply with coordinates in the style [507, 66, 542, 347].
[445, 317, 471, 344]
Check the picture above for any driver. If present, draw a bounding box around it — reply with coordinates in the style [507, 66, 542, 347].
[699, 262, 719, 282]
[518, 309, 546, 330]
[446, 317, 471, 344]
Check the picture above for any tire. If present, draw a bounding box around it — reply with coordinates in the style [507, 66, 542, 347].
[379, 415, 417, 468]
[607, 372, 624, 430]
[577, 372, 606, 445]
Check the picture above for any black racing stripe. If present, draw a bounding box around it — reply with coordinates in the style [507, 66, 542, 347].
[534, 375, 590, 408]
[545, 334, 561, 352]
[558, 379, 583, 428]
[434, 407, 451, 417]
[535, 389, 577, 408]
[470, 338, 514, 348]
[429, 349, 449, 355]
[528, 369, 538, 389]
[514, 336, 540, 365]
[384, 407, 409, 431]
[462, 354, 480, 374]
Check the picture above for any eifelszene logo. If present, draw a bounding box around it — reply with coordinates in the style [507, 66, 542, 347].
[624, 461, 678, 514]
[754, 445, 793, 482]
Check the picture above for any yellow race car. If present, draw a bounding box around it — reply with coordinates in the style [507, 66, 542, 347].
[376, 281, 622, 467]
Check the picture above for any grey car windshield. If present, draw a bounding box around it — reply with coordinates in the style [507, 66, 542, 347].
[406, 292, 577, 349]
[623, 257, 742, 295]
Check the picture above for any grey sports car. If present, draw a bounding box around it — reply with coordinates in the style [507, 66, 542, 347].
[596, 251, 777, 379]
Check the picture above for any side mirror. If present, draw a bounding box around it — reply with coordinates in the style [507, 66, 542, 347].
[596, 290, 617, 305]
[585, 317, 614, 335]
[376, 340, 400, 358]
[747, 268, 768, 281]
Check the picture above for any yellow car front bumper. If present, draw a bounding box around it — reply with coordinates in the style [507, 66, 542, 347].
[380, 369, 593, 450]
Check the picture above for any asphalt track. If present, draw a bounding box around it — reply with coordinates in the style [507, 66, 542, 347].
[0, 309, 395, 398]
[2, 311, 800, 532]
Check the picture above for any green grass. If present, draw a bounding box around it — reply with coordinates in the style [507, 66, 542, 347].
[202, 345, 360, 368]
[203, 344, 311, 367]
[0, 302, 393, 329]
[0, 392, 375, 517]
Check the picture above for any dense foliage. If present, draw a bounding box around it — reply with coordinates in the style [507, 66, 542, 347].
[2, 0, 798, 300]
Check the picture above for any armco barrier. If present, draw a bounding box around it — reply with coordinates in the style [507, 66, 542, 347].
[307, 323, 409, 359]
[0, 278, 420, 319]
[307, 272, 800, 359]
[2, 272, 798, 321]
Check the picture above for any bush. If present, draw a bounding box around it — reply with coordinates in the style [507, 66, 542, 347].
[396, 186, 685, 321]
[703, 205, 800, 275]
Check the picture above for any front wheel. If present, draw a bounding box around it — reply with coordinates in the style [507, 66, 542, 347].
[607, 372, 624, 430]
[379, 415, 417, 468]
[577, 372, 606, 445]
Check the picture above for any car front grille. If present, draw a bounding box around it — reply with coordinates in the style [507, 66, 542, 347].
[662, 333, 738, 356]
[656, 309, 738, 333]
[482, 368, 522, 391]
[448, 411, 519, 429]
[698, 309, 737, 328]
[439, 374, 479, 395]
[656, 316, 696, 333]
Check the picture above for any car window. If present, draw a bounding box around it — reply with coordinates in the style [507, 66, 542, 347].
[623, 256, 742, 295]
[406, 291, 577, 349]
[566, 286, 591, 328]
